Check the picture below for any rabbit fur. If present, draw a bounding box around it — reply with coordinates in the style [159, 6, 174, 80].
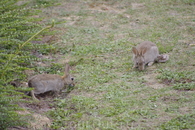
[132, 41, 169, 70]
[28, 63, 74, 100]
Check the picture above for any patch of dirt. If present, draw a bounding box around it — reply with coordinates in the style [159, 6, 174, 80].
[13, 86, 73, 129]
[163, 78, 194, 85]
[30, 113, 51, 130]
[161, 95, 180, 102]
[61, 15, 81, 26]
[141, 71, 166, 89]
[88, 3, 131, 19]
[179, 104, 195, 115]
[57, 2, 84, 12]
[14, 91, 70, 129]
[131, 3, 145, 10]
[161, 79, 174, 85]
[14, 109, 51, 130]
[24, 70, 35, 79]
[19, 97, 53, 115]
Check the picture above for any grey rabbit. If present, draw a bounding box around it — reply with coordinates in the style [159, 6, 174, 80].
[132, 41, 169, 70]
[28, 63, 74, 100]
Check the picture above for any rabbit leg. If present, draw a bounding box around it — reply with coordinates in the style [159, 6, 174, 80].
[30, 90, 39, 101]
[53, 90, 60, 97]
[148, 62, 154, 66]
[132, 63, 138, 68]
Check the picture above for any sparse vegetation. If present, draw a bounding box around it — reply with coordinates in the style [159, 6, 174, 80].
[1, 0, 195, 129]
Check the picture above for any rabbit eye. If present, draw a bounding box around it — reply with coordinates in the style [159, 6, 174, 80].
[71, 77, 74, 81]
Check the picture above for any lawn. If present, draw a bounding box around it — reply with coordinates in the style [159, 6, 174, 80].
[22, 0, 195, 129]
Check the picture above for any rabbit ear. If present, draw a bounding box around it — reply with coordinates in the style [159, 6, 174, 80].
[65, 63, 70, 75]
[61, 63, 70, 79]
[132, 47, 138, 55]
[141, 48, 147, 56]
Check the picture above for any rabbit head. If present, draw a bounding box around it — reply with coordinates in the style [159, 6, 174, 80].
[132, 47, 147, 71]
[61, 63, 75, 87]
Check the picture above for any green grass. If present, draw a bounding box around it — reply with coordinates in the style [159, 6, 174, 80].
[157, 69, 195, 91]
[22, 0, 195, 129]
[160, 113, 195, 130]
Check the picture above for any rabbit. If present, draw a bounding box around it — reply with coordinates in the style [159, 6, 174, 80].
[28, 63, 74, 101]
[132, 41, 169, 70]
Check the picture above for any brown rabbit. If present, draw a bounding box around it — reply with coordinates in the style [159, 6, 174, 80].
[28, 63, 74, 100]
[132, 41, 169, 70]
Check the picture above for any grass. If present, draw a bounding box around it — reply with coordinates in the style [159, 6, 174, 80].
[22, 0, 195, 129]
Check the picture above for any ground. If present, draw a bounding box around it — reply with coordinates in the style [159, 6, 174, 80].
[15, 0, 195, 129]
